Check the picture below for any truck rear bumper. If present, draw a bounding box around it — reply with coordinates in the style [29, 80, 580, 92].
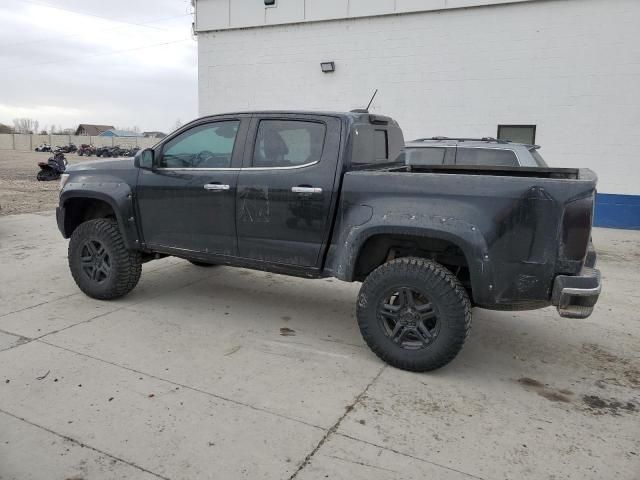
[552, 267, 601, 318]
[551, 242, 601, 319]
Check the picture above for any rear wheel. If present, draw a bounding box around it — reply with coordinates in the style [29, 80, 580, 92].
[357, 257, 471, 372]
[68, 219, 142, 300]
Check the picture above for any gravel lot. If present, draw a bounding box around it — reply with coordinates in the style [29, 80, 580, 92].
[0, 150, 85, 216]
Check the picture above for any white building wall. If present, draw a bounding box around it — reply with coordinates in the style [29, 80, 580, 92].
[196, 0, 538, 31]
[197, 0, 640, 195]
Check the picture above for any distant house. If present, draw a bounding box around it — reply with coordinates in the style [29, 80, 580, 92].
[99, 129, 143, 137]
[143, 131, 167, 139]
[75, 124, 115, 136]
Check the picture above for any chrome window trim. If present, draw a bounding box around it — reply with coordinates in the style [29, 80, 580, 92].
[156, 167, 240, 172]
[243, 160, 320, 171]
[155, 160, 320, 172]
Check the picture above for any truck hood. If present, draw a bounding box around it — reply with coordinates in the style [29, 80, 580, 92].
[66, 157, 135, 173]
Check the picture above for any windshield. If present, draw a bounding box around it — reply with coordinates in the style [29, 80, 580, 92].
[529, 148, 548, 167]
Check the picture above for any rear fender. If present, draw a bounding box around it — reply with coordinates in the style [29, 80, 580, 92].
[326, 212, 495, 304]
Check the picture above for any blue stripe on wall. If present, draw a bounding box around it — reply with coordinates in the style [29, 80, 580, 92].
[594, 193, 640, 230]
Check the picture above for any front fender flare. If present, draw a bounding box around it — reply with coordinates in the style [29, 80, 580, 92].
[59, 183, 139, 250]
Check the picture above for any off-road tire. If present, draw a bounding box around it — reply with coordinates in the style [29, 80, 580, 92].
[357, 257, 472, 372]
[69, 219, 142, 300]
[188, 260, 216, 267]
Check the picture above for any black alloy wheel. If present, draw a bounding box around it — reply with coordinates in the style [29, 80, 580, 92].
[378, 286, 440, 350]
[80, 239, 111, 284]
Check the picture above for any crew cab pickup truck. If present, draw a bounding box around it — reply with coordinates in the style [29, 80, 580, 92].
[57, 111, 601, 372]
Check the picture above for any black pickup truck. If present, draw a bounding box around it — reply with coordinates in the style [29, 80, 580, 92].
[56, 111, 601, 372]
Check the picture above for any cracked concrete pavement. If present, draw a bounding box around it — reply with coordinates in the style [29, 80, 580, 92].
[0, 211, 639, 479]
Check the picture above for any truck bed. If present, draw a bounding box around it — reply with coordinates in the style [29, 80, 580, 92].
[331, 164, 597, 307]
[381, 164, 587, 180]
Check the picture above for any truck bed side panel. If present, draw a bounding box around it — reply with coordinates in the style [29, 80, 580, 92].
[325, 169, 597, 307]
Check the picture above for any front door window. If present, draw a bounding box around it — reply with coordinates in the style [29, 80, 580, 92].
[160, 121, 240, 168]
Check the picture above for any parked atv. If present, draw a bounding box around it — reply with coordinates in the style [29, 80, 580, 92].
[37, 152, 67, 181]
[53, 144, 77, 154]
[77, 144, 96, 156]
[95, 146, 112, 158]
[110, 146, 128, 157]
[35, 143, 51, 152]
[121, 146, 140, 157]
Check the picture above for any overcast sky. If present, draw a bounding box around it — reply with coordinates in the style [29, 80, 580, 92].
[0, 0, 197, 133]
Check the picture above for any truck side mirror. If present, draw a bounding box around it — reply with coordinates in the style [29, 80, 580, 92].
[135, 148, 154, 169]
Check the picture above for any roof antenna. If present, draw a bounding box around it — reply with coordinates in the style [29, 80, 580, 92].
[351, 89, 378, 113]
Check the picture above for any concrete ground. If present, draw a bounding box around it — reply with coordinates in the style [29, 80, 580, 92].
[0, 212, 638, 480]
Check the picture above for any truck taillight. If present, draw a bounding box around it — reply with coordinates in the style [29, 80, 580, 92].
[560, 195, 594, 261]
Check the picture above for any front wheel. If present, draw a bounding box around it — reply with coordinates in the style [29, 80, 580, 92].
[68, 219, 142, 300]
[356, 257, 471, 372]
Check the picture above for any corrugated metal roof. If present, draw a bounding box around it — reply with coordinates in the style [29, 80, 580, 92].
[99, 129, 143, 137]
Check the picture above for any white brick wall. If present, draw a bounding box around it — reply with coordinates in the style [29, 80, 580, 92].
[198, 0, 640, 195]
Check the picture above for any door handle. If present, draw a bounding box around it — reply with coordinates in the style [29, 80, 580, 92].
[204, 183, 230, 191]
[291, 186, 322, 194]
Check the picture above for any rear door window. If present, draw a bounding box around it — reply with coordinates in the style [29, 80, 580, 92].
[253, 120, 326, 168]
[456, 148, 519, 167]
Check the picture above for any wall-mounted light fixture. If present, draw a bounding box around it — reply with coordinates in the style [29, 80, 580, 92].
[320, 61, 335, 73]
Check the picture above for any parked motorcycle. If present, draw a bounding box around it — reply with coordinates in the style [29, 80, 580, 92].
[37, 152, 68, 181]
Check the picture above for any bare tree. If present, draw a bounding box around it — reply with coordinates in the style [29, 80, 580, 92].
[116, 125, 141, 134]
[12, 118, 39, 134]
[173, 119, 183, 131]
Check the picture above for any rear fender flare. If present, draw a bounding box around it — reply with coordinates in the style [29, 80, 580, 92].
[333, 214, 494, 304]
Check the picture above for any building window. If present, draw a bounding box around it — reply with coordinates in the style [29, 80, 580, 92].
[497, 125, 536, 145]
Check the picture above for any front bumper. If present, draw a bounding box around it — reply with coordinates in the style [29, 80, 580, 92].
[551, 244, 601, 319]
